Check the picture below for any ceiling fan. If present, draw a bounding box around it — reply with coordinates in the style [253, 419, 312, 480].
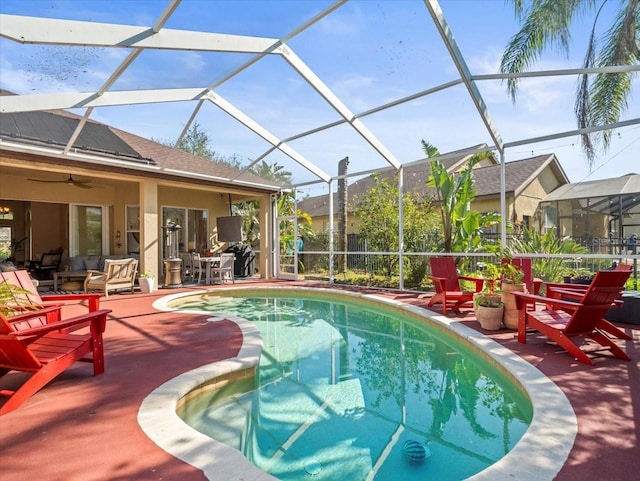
[28, 174, 93, 189]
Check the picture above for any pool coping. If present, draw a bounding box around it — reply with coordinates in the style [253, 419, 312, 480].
[139, 286, 577, 481]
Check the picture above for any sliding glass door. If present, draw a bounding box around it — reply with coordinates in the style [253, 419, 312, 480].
[69, 204, 108, 256]
[161, 206, 208, 258]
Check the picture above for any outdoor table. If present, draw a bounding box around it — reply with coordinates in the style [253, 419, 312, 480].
[199, 256, 221, 284]
[53, 271, 88, 291]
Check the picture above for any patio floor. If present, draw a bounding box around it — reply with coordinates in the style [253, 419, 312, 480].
[1, 280, 638, 481]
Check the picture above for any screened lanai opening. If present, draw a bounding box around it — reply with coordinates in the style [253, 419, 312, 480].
[539, 175, 640, 254]
[1, 0, 638, 288]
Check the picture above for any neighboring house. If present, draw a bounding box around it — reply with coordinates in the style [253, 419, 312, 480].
[0, 103, 282, 280]
[539, 173, 640, 254]
[299, 146, 569, 235]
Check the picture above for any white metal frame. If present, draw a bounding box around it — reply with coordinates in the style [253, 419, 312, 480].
[1, 0, 639, 277]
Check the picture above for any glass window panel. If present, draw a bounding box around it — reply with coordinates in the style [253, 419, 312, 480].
[70, 205, 103, 256]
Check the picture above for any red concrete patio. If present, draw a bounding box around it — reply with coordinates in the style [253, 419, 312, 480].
[1, 281, 638, 481]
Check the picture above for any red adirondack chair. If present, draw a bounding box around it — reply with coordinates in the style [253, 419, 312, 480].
[1, 270, 101, 316]
[0, 307, 111, 415]
[543, 263, 632, 340]
[427, 257, 484, 315]
[500, 258, 541, 295]
[512, 269, 632, 365]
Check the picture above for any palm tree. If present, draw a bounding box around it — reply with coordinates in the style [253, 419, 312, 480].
[250, 161, 292, 185]
[500, 0, 639, 168]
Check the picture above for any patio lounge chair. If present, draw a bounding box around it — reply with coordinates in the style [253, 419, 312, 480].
[543, 263, 632, 340]
[0, 306, 111, 415]
[427, 257, 484, 315]
[512, 269, 632, 365]
[1, 269, 101, 314]
[27, 248, 63, 280]
[84, 258, 138, 297]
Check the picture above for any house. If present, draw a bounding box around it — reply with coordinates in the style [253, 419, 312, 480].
[539, 173, 640, 254]
[298, 146, 569, 235]
[0, 100, 282, 281]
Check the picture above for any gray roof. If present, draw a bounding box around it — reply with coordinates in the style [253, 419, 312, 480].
[0, 111, 146, 162]
[543, 173, 640, 201]
[542, 173, 640, 215]
[0, 107, 282, 191]
[299, 152, 565, 217]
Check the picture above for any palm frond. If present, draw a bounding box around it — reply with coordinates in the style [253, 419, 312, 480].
[500, 0, 582, 100]
[585, 2, 638, 165]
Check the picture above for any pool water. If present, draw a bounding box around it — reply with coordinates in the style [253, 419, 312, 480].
[176, 293, 532, 481]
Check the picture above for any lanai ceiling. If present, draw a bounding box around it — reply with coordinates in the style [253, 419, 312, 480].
[0, 0, 638, 189]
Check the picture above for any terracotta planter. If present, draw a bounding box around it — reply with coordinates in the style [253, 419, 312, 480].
[477, 305, 504, 330]
[501, 282, 525, 329]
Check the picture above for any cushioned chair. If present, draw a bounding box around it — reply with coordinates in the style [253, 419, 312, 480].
[27, 249, 63, 280]
[84, 258, 138, 297]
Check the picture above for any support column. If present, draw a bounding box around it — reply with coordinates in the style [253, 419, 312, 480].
[259, 193, 271, 279]
[140, 180, 159, 279]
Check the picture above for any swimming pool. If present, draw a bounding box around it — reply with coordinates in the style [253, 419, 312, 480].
[141, 286, 577, 481]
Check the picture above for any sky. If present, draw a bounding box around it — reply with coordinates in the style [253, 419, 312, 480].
[1, 0, 638, 195]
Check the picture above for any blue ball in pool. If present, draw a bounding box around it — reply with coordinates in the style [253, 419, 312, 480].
[402, 440, 430, 464]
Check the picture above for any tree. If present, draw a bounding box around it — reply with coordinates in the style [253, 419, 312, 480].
[500, 0, 639, 167]
[424, 144, 499, 253]
[249, 161, 292, 185]
[154, 121, 244, 168]
[175, 121, 217, 159]
[352, 173, 438, 279]
[234, 161, 296, 249]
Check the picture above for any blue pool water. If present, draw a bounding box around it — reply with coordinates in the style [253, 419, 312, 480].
[175, 292, 532, 481]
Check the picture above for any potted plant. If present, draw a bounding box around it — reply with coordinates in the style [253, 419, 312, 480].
[499, 261, 525, 330]
[138, 272, 156, 293]
[475, 264, 504, 330]
[564, 267, 594, 285]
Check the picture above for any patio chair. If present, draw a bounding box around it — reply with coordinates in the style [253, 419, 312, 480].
[1, 269, 102, 317]
[210, 252, 235, 284]
[180, 252, 194, 282]
[0, 306, 111, 415]
[191, 253, 204, 284]
[427, 257, 484, 315]
[543, 263, 632, 340]
[27, 248, 63, 280]
[84, 258, 138, 297]
[512, 269, 632, 365]
[501, 258, 541, 295]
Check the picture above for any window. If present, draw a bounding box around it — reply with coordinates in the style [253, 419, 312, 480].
[0, 226, 11, 258]
[70, 205, 108, 256]
[544, 205, 557, 233]
[161, 207, 208, 257]
[126, 205, 140, 254]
